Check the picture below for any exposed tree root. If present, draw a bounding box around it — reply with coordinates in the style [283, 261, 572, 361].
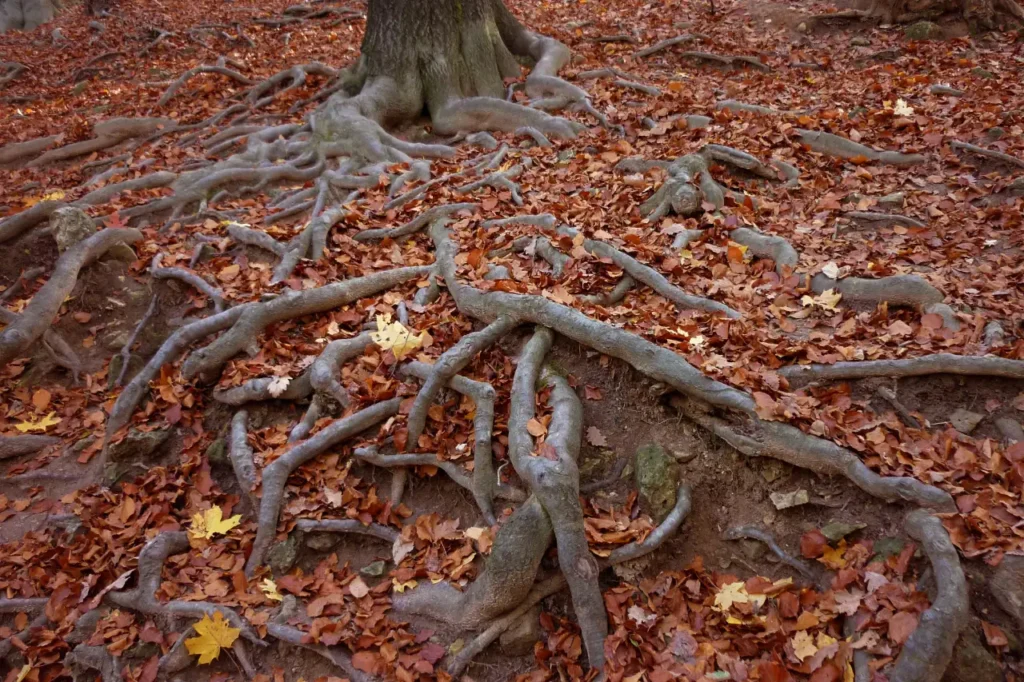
[634, 33, 707, 58]
[0, 62, 25, 91]
[723, 525, 819, 583]
[246, 398, 402, 575]
[156, 59, 254, 108]
[267, 621, 369, 682]
[229, 411, 258, 509]
[678, 51, 770, 71]
[488, 234, 569, 277]
[212, 372, 313, 405]
[796, 129, 926, 166]
[876, 385, 922, 429]
[0, 228, 143, 367]
[888, 511, 968, 682]
[294, 518, 399, 543]
[404, 316, 517, 448]
[431, 218, 954, 512]
[456, 165, 524, 205]
[844, 211, 928, 229]
[26, 118, 176, 169]
[107, 531, 264, 644]
[996, 417, 1024, 443]
[557, 225, 741, 318]
[114, 294, 158, 388]
[930, 84, 965, 96]
[354, 203, 477, 243]
[66, 644, 120, 682]
[613, 79, 661, 96]
[780, 354, 1024, 384]
[309, 333, 373, 405]
[0, 434, 60, 460]
[950, 139, 1024, 169]
[482, 213, 557, 230]
[181, 265, 431, 382]
[716, 99, 792, 116]
[151, 253, 226, 312]
[0, 598, 47, 613]
[0, 135, 60, 167]
[0, 612, 48, 660]
[730, 227, 799, 273]
[812, 273, 944, 308]
[579, 275, 635, 307]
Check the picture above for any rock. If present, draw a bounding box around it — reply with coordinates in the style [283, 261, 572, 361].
[205, 439, 227, 466]
[500, 606, 542, 655]
[924, 302, 961, 331]
[303, 532, 339, 552]
[986, 127, 1006, 141]
[878, 191, 906, 209]
[949, 408, 984, 434]
[124, 642, 160, 661]
[268, 534, 299, 575]
[106, 354, 142, 389]
[851, 35, 871, 47]
[942, 626, 1003, 682]
[50, 207, 97, 253]
[634, 444, 678, 521]
[904, 21, 943, 40]
[361, 560, 387, 577]
[796, 22, 808, 33]
[107, 427, 170, 462]
[104, 243, 137, 262]
[769, 489, 809, 510]
[684, 114, 712, 129]
[971, 67, 996, 79]
[995, 417, 1024, 443]
[992, 556, 1024, 629]
[820, 521, 866, 542]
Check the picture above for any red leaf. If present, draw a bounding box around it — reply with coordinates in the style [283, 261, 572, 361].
[982, 621, 1008, 648]
[419, 642, 446, 664]
[800, 530, 829, 558]
[138, 655, 159, 682]
[351, 651, 378, 673]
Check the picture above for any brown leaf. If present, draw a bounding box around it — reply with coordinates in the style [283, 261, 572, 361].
[526, 418, 547, 437]
[800, 530, 829, 558]
[982, 621, 1008, 648]
[586, 426, 608, 447]
[888, 611, 918, 644]
[31, 389, 51, 411]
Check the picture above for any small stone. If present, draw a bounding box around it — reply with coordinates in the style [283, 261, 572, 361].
[942, 626, 1003, 682]
[268, 535, 299, 575]
[500, 606, 542, 655]
[104, 243, 137, 262]
[760, 459, 786, 483]
[361, 560, 387, 577]
[770, 489, 809, 510]
[107, 427, 170, 462]
[205, 439, 227, 465]
[796, 22, 808, 33]
[304, 533, 339, 552]
[50, 207, 97, 253]
[107, 354, 142, 389]
[820, 521, 866, 542]
[924, 302, 961, 331]
[851, 36, 871, 47]
[878, 191, 905, 208]
[684, 115, 712, 129]
[904, 21, 943, 40]
[971, 67, 996, 79]
[634, 444, 679, 521]
[739, 539, 766, 561]
[949, 408, 985, 434]
[102, 330, 131, 351]
[992, 556, 1024, 629]
[986, 127, 1006, 141]
[557, 149, 575, 163]
[871, 536, 905, 561]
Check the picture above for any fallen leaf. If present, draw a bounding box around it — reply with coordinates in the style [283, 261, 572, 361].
[888, 611, 918, 644]
[14, 412, 61, 433]
[800, 530, 829, 558]
[526, 418, 547, 437]
[586, 426, 608, 447]
[267, 375, 291, 397]
[371, 314, 428, 360]
[189, 506, 242, 540]
[791, 630, 818, 661]
[217, 264, 240, 282]
[184, 612, 240, 664]
[348, 576, 369, 598]
[31, 388, 51, 411]
[260, 579, 283, 602]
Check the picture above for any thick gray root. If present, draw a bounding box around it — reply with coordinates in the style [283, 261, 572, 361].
[401, 361, 506, 523]
[488, 234, 569, 277]
[245, 398, 401, 575]
[950, 140, 1024, 169]
[634, 33, 706, 58]
[151, 254, 227, 312]
[0, 434, 60, 460]
[212, 371, 313, 405]
[456, 165, 524, 206]
[579, 276, 635, 307]
[156, 62, 254, 108]
[0, 228, 143, 366]
[294, 518, 399, 543]
[26, 118, 176, 169]
[797, 129, 926, 166]
[227, 222, 288, 257]
[730, 227, 799, 272]
[182, 265, 432, 381]
[309, 333, 373, 405]
[888, 511, 968, 682]
[781, 354, 1024, 384]
[107, 531, 263, 645]
[811, 273, 943, 308]
[229, 411, 258, 509]
[404, 316, 517, 449]
[557, 225, 740, 318]
[482, 213, 557, 230]
[844, 211, 927, 229]
[267, 622, 370, 682]
[355, 203, 477, 243]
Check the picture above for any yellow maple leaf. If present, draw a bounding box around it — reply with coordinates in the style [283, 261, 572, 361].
[260, 578, 283, 602]
[185, 611, 240, 664]
[791, 630, 818, 661]
[801, 289, 843, 311]
[713, 581, 765, 611]
[371, 314, 428, 360]
[14, 412, 61, 433]
[189, 506, 242, 540]
[14, 664, 30, 682]
[820, 539, 849, 569]
[392, 578, 418, 593]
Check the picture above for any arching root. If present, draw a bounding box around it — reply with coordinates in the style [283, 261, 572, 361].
[229, 411, 258, 509]
[26, 118, 176, 169]
[888, 511, 968, 682]
[151, 253, 227, 312]
[716, 99, 793, 116]
[678, 51, 770, 71]
[482, 213, 557, 230]
[354, 203, 477, 243]
[557, 225, 741, 318]
[294, 518, 399, 543]
[579, 276, 635, 307]
[181, 265, 432, 382]
[0, 228, 143, 367]
[797, 129, 926, 166]
[456, 165, 524, 206]
[843, 211, 928, 229]
[400, 361, 508, 523]
[114, 294, 159, 387]
[213, 371, 313, 405]
[155, 59, 254, 108]
[780, 354, 1024, 385]
[723, 525, 819, 583]
[488, 234, 569, 277]
[950, 139, 1024, 169]
[730, 227, 799, 273]
[634, 33, 707, 58]
[0, 435, 61, 460]
[246, 398, 402, 575]
[404, 316, 517, 448]
[107, 531, 264, 644]
[309, 333, 374, 405]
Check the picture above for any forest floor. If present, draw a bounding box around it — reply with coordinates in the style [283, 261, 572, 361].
[1, 0, 1023, 681]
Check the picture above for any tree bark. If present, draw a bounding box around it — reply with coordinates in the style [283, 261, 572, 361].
[0, 0, 55, 32]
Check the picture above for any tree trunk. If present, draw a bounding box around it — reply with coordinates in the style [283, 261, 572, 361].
[863, 0, 1024, 28]
[0, 0, 55, 32]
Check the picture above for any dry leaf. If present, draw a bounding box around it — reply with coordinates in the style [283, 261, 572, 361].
[189, 506, 242, 540]
[31, 389, 51, 411]
[586, 426, 608, 447]
[14, 412, 61, 433]
[260, 579, 283, 602]
[791, 630, 818, 661]
[267, 375, 291, 397]
[348, 576, 369, 598]
[184, 612, 240, 664]
[526, 418, 547, 437]
[371, 314, 428, 360]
